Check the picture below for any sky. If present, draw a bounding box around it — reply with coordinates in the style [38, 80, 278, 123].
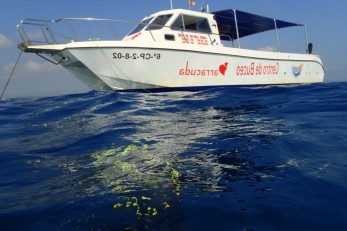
[1, 0, 346, 98]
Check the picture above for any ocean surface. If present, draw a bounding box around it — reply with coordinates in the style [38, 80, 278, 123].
[0, 82, 347, 231]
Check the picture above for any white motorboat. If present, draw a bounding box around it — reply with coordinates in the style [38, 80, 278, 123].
[17, 7, 324, 91]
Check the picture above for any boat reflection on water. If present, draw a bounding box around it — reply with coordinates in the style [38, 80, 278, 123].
[82, 91, 289, 230]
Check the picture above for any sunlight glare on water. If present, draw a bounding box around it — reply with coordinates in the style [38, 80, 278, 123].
[0, 83, 347, 230]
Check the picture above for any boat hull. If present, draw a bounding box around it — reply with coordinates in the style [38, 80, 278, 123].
[50, 42, 325, 91]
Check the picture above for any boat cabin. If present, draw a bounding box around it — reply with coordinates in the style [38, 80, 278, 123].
[122, 9, 222, 46]
[122, 8, 310, 53]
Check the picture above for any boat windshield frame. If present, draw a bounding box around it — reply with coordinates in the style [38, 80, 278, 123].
[146, 14, 173, 31]
[127, 17, 154, 36]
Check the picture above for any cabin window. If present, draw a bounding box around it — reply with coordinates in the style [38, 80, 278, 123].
[165, 34, 175, 41]
[171, 14, 211, 33]
[128, 17, 154, 35]
[147, 14, 172, 30]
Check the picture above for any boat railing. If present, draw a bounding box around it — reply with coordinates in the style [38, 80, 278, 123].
[17, 18, 144, 46]
[17, 17, 236, 47]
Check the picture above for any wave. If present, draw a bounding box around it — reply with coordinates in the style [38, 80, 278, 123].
[1, 82, 347, 230]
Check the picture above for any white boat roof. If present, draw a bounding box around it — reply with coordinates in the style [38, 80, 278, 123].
[146, 8, 213, 19]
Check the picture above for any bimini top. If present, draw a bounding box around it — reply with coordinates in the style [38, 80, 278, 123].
[212, 9, 303, 40]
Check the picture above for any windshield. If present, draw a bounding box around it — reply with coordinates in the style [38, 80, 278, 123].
[147, 14, 172, 30]
[128, 17, 154, 36]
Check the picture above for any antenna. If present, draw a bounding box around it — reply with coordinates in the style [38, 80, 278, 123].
[199, 2, 205, 12]
[170, 0, 173, 9]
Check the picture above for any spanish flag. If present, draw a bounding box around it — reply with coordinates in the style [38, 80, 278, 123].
[190, 0, 196, 6]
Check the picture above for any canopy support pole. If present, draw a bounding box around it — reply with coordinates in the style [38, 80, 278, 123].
[274, 19, 280, 52]
[233, 10, 240, 48]
[304, 24, 309, 51]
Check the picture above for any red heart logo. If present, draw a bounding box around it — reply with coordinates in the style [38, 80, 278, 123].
[219, 62, 229, 76]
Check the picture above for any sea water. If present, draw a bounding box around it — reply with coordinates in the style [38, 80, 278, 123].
[0, 82, 347, 230]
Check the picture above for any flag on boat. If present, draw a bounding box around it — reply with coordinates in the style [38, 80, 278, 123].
[190, 0, 196, 6]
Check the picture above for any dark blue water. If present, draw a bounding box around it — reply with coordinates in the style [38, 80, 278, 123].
[1, 82, 347, 230]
